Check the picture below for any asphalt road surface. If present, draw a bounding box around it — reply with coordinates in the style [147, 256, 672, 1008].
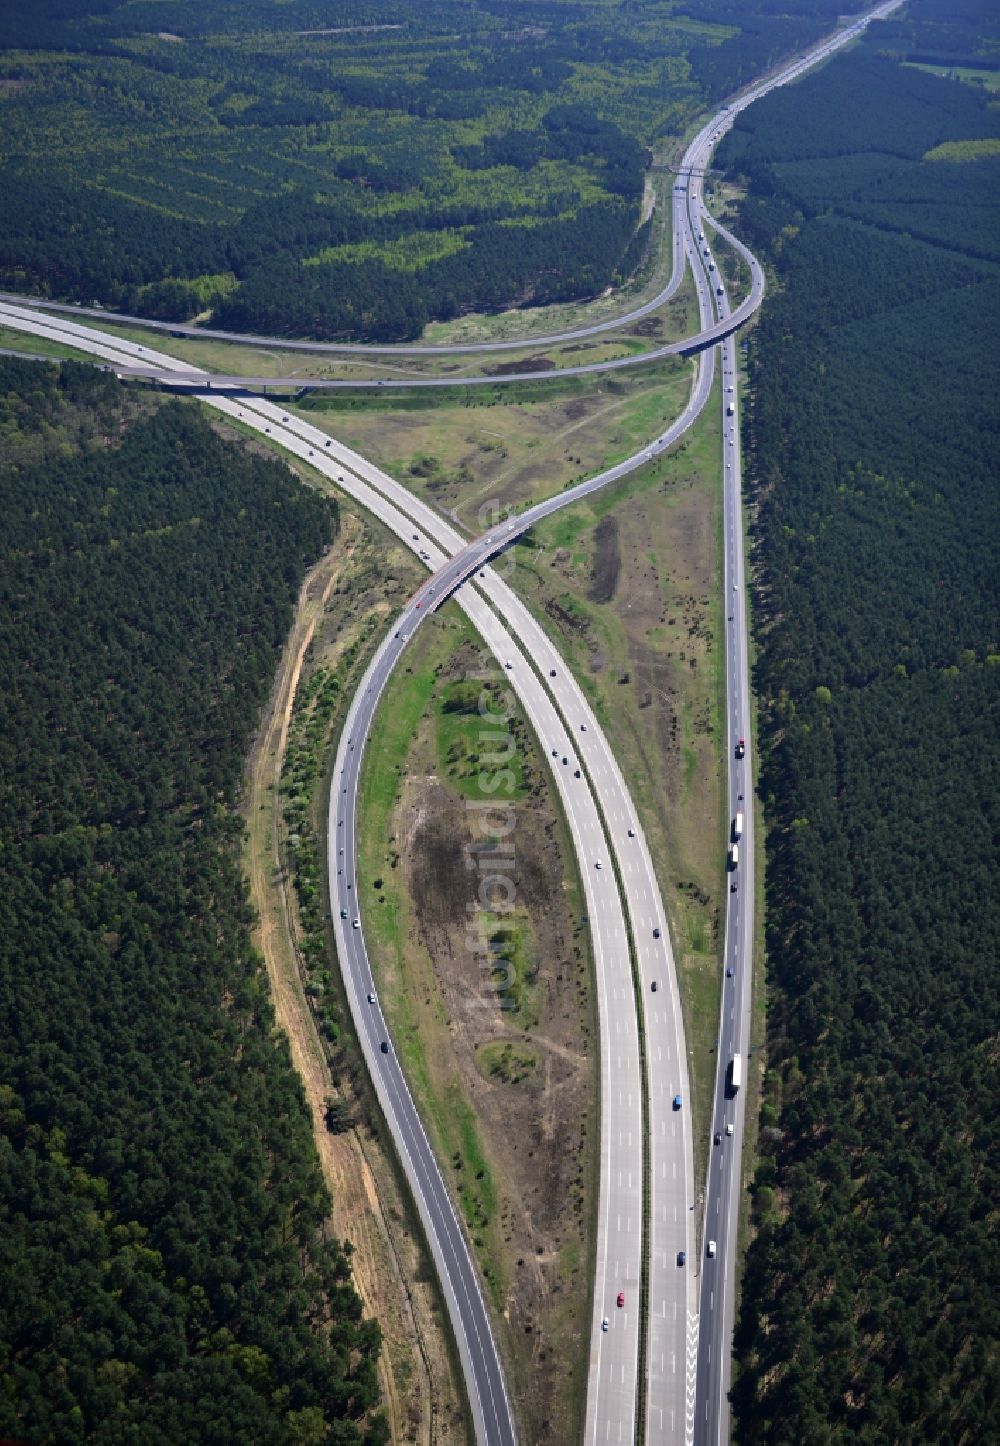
[0, 7, 902, 1440]
[0, 300, 656, 1443]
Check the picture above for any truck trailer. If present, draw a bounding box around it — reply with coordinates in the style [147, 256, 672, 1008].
[727, 1052, 743, 1096]
[733, 811, 744, 841]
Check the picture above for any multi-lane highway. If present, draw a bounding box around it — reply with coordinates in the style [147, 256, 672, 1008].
[0, 265, 758, 392]
[0, 298, 673, 1443]
[690, 325, 754, 1446]
[690, 6, 905, 1443]
[0, 7, 902, 1442]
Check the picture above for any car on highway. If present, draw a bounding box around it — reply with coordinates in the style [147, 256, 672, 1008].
[677, 1251, 686, 1267]
[367, 992, 376, 1005]
[651, 980, 658, 992]
[627, 828, 635, 837]
[617, 1292, 625, 1309]
[726, 966, 734, 977]
[595, 861, 602, 870]
[673, 1094, 683, 1110]
[352, 919, 360, 929]
[726, 1123, 734, 1136]
[653, 927, 661, 939]
[549, 669, 556, 677]
[574, 768, 581, 778]
[340, 908, 348, 919]
[714, 1132, 722, 1145]
[380, 1040, 389, 1053]
[602, 1317, 609, 1333]
[735, 737, 746, 758]
[505, 659, 513, 669]
[707, 1240, 717, 1258]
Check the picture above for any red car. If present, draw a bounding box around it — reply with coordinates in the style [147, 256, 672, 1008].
[617, 1292, 625, 1309]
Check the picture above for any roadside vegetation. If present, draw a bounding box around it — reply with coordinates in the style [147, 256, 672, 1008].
[297, 346, 696, 527]
[0, 358, 387, 1444]
[355, 611, 599, 1446]
[498, 396, 731, 1169]
[242, 500, 470, 1446]
[716, 9, 1000, 1438]
[0, 0, 847, 340]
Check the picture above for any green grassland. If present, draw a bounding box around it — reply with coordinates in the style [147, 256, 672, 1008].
[496, 393, 730, 1164]
[299, 349, 696, 525]
[354, 605, 598, 1443]
[905, 62, 1000, 93]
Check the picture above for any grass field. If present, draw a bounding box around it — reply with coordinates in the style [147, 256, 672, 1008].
[301, 353, 695, 529]
[0, 326, 97, 363]
[487, 391, 730, 1174]
[355, 607, 598, 1446]
[904, 61, 1000, 92]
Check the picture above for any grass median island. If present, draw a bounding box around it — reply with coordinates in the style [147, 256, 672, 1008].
[356, 610, 598, 1446]
[495, 394, 729, 1177]
[300, 351, 695, 528]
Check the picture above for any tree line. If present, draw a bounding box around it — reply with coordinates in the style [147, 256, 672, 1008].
[0, 358, 387, 1444]
[716, 14, 999, 1440]
[0, 0, 851, 339]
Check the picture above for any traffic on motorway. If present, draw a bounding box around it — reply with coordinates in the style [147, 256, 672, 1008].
[0, 6, 902, 1443]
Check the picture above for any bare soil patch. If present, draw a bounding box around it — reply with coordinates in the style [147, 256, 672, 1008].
[503, 406, 728, 1158]
[588, 514, 621, 603]
[375, 632, 597, 1446]
[243, 511, 468, 1446]
[486, 354, 556, 376]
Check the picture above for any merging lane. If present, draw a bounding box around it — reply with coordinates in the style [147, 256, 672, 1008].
[0, 10, 902, 1442]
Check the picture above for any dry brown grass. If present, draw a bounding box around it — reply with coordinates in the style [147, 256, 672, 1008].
[242, 506, 469, 1446]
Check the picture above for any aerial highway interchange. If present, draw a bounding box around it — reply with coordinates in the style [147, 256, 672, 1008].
[0, 5, 901, 1441]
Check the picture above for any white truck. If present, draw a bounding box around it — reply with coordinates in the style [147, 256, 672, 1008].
[729, 842, 739, 870]
[733, 810, 744, 840]
[728, 1052, 743, 1097]
[726, 400, 735, 416]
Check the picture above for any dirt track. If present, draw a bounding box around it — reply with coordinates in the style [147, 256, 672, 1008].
[243, 514, 466, 1445]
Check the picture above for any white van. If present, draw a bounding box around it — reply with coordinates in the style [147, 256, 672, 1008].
[707, 1240, 717, 1258]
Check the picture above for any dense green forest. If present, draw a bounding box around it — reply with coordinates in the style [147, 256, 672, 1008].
[0, 357, 387, 1444]
[716, 3, 999, 1439]
[0, 0, 850, 338]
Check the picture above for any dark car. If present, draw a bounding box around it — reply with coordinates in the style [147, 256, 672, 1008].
[380, 1041, 389, 1054]
[677, 1251, 686, 1267]
[653, 927, 661, 939]
[714, 1132, 722, 1145]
